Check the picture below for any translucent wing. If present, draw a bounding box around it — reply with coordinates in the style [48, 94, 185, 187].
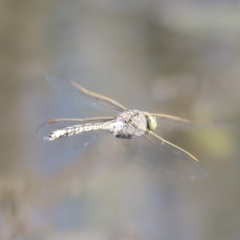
[115, 131, 206, 179]
[151, 113, 230, 131]
[37, 117, 114, 148]
[45, 75, 127, 113]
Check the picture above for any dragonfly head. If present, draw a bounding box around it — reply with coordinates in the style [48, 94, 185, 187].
[144, 113, 157, 131]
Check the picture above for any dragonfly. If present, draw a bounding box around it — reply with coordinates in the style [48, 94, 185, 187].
[38, 76, 225, 179]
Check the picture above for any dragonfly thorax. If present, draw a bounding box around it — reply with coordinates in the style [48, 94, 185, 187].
[110, 110, 148, 139]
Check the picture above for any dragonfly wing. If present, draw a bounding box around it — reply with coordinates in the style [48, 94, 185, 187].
[151, 113, 230, 131]
[37, 117, 114, 148]
[115, 131, 206, 179]
[45, 75, 127, 113]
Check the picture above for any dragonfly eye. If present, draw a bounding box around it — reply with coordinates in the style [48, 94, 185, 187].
[147, 115, 157, 131]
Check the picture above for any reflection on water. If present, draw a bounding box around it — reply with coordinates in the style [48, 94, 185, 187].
[0, 0, 240, 239]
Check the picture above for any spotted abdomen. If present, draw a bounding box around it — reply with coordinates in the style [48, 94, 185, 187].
[44, 122, 111, 141]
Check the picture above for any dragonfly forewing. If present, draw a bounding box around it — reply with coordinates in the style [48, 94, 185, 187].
[152, 113, 230, 131]
[115, 131, 206, 179]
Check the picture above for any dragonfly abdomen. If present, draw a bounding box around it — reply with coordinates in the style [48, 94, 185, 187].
[44, 122, 112, 141]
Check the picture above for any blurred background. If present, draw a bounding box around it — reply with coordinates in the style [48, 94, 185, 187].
[0, 0, 240, 239]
